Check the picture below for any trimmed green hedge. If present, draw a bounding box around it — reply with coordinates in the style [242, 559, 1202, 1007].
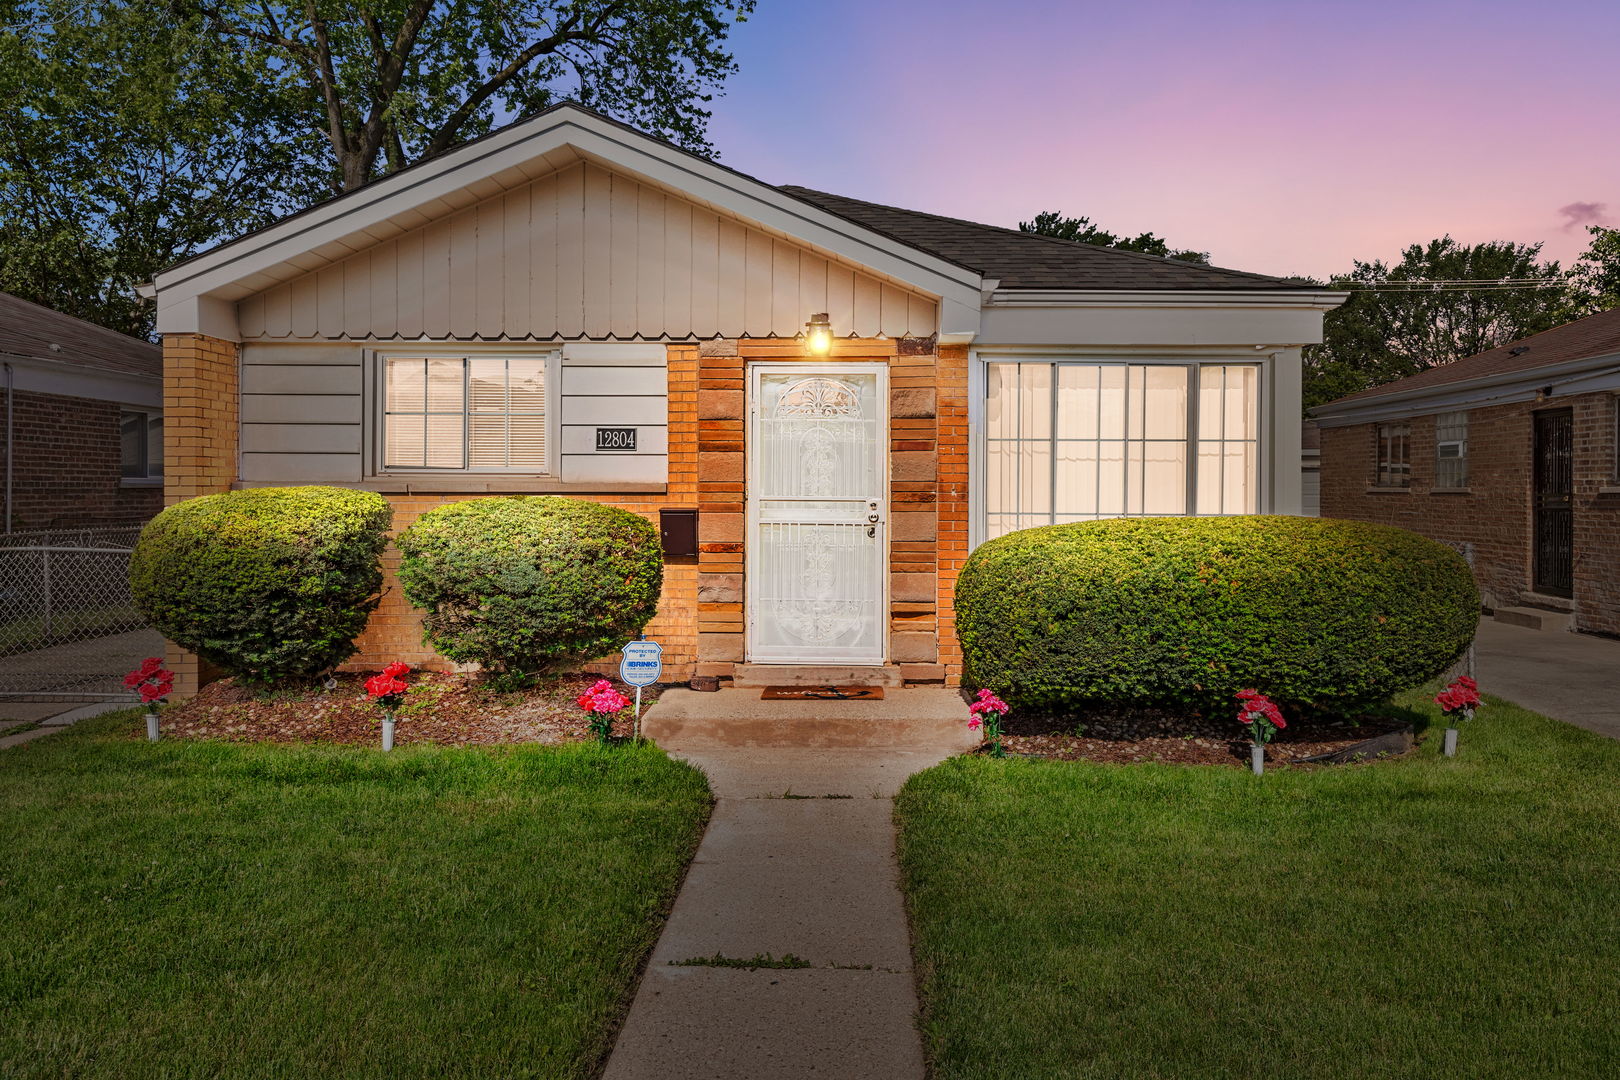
[130, 486, 392, 682]
[394, 497, 663, 680]
[956, 516, 1478, 715]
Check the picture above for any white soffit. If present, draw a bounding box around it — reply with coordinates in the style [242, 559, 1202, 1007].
[153, 105, 983, 339]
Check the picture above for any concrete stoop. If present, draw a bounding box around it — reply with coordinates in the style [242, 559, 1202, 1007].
[731, 663, 906, 688]
[641, 687, 978, 750]
[1493, 605, 1575, 632]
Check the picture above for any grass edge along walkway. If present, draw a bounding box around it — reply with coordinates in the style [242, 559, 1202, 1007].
[896, 692, 1620, 1080]
[0, 710, 712, 1080]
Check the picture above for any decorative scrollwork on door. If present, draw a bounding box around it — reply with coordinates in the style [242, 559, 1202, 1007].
[774, 377, 862, 419]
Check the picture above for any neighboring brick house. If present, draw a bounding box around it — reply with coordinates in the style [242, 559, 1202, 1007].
[0, 292, 164, 531]
[1314, 307, 1620, 635]
[145, 103, 1345, 693]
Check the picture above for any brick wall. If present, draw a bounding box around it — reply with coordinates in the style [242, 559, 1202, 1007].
[162, 333, 972, 693]
[1319, 390, 1620, 635]
[692, 337, 959, 684]
[162, 333, 242, 694]
[2, 388, 162, 529]
[345, 347, 702, 681]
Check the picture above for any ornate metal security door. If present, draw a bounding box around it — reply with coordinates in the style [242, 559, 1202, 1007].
[1533, 408, 1574, 597]
[747, 366, 887, 663]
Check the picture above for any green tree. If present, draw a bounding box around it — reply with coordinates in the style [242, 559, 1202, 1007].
[0, 1, 324, 336]
[1303, 237, 1573, 409]
[188, 0, 756, 191]
[1018, 210, 1211, 264]
[0, 0, 754, 336]
[1572, 225, 1620, 312]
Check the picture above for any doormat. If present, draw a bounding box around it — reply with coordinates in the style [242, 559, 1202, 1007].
[761, 685, 886, 701]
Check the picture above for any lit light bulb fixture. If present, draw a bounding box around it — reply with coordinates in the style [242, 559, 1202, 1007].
[804, 312, 833, 355]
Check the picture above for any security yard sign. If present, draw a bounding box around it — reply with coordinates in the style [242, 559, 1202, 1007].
[620, 639, 662, 741]
[620, 639, 662, 687]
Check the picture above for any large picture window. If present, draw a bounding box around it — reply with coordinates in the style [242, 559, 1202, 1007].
[984, 361, 1259, 540]
[381, 355, 551, 472]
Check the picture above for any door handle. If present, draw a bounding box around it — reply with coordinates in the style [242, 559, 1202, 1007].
[866, 498, 882, 538]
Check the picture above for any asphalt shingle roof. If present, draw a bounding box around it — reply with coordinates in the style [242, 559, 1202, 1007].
[1324, 305, 1620, 405]
[0, 291, 161, 378]
[778, 186, 1308, 292]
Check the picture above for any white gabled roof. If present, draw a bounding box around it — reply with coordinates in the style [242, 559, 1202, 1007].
[151, 103, 985, 342]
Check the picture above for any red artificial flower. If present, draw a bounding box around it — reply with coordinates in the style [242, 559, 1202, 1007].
[382, 661, 411, 679]
[1435, 676, 1482, 716]
[365, 674, 408, 699]
[138, 682, 165, 704]
[1236, 689, 1287, 731]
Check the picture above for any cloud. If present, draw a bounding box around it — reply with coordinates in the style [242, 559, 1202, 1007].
[1558, 201, 1610, 232]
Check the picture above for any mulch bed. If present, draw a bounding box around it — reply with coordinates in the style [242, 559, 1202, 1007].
[993, 706, 1414, 767]
[156, 672, 656, 747]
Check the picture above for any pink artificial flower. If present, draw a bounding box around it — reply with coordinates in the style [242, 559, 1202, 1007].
[967, 716, 983, 730]
[969, 689, 1009, 716]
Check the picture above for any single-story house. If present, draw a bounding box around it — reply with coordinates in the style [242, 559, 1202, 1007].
[144, 103, 1344, 692]
[1314, 306, 1620, 634]
[0, 291, 164, 531]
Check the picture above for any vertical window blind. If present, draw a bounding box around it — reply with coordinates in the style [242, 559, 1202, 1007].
[985, 361, 1258, 540]
[383, 357, 549, 471]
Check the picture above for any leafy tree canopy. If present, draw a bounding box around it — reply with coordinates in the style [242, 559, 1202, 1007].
[1018, 210, 1211, 265]
[0, 0, 754, 336]
[1572, 225, 1620, 312]
[1302, 236, 1579, 409]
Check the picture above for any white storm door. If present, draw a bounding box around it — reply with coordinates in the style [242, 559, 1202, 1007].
[748, 365, 888, 664]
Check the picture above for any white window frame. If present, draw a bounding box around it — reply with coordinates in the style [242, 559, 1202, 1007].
[369, 346, 561, 477]
[969, 351, 1271, 547]
[1374, 421, 1412, 489]
[1434, 411, 1468, 489]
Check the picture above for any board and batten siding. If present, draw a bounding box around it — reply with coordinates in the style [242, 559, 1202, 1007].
[236, 161, 938, 343]
[239, 342, 668, 486]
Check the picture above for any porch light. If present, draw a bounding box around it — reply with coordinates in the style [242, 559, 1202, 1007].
[804, 312, 833, 355]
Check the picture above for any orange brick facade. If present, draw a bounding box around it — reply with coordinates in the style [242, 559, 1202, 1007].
[161, 334, 971, 693]
[1320, 391, 1620, 636]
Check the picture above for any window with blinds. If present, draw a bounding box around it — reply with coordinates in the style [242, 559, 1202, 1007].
[984, 361, 1259, 540]
[1434, 411, 1468, 488]
[382, 356, 550, 472]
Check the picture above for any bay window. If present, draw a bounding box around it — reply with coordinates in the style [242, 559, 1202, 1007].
[380, 354, 552, 473]
[984, 360, 1259, 540]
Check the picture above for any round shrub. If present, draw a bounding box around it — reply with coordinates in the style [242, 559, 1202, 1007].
[956, 516, 1478, 715]
[394, 496, 663, 679]
[131, 486, 393, 682]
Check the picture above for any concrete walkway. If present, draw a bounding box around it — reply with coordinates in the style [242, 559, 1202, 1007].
[603, 688, 974, 1080]
[1474, 619, 1620, 739]
[0, 700, 133, 749]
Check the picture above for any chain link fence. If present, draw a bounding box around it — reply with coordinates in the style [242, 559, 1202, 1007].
[0, 526, 161, 699]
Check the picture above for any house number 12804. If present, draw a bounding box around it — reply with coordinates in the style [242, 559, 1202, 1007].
[595, 427, 637, 451]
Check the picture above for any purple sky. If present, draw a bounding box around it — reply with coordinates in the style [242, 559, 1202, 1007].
[704, 0, 1620, 280]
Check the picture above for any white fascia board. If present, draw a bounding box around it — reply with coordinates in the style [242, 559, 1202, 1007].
[152, 105, 983, 338]
[1, 352, 162, 408]
[1312, 352, 1620, 427]
[987, 289, 1349, 310]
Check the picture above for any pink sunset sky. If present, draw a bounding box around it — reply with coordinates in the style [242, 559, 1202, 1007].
[705, 0, 1620, 280]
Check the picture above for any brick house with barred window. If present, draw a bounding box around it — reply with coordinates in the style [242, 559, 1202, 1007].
[144, 103, 1345, 694]
[0, 292, 164, 531]
[1314, 306, 1620, 635]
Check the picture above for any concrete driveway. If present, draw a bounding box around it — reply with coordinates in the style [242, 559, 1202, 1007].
[1474, 619, 1620, 740]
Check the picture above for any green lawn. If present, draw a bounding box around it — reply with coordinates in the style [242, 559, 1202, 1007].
[0, 711, 711, 1079]
[896, 692, 1620, 1079]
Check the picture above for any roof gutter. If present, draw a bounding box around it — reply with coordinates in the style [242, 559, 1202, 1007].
[1312, 349, 1620, 426]
[986, 289, 1349, 310]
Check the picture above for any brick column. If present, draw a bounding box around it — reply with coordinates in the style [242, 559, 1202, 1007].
[890, 338, 942, 680]
[934, 344, 970, 686]
[695, 339, 746, 677]
[161, 333, 241, 696]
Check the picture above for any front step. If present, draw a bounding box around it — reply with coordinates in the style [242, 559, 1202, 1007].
[642, 687, 977, 750]
[1493, 605, 1575, 632]
[732, 663, 905, 688]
